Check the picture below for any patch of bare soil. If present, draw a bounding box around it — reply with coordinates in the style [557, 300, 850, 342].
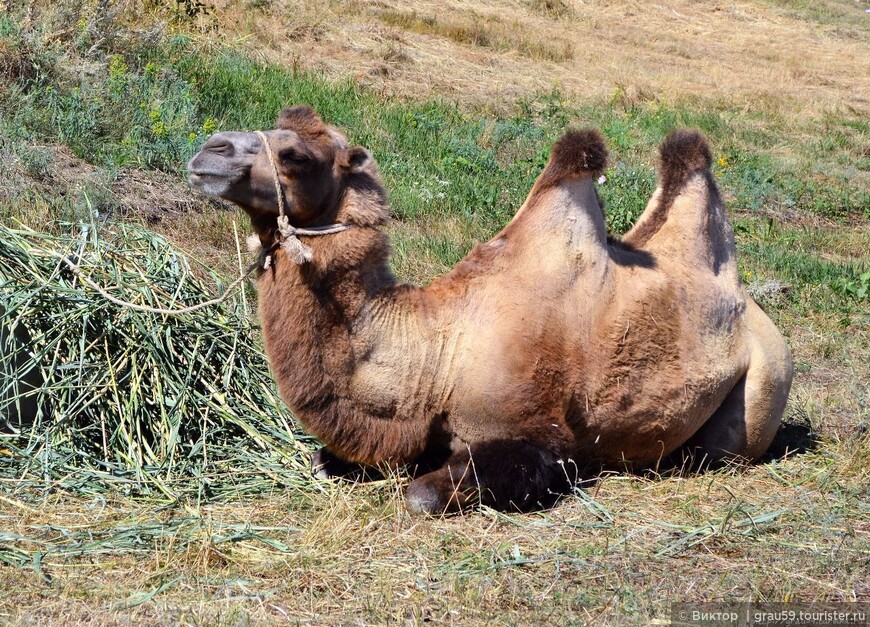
[110, 168, 214, 224]
[0, 142, 211, 223]
[203, 0, 870, 117]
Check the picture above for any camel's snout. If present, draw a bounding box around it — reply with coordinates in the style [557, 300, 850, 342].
[199, 134, 236, 158]
[187, 131, 263, 197]
[188, 131, 262, 169]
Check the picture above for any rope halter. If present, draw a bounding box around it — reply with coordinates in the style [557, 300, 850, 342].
[255, 130, 352, 267]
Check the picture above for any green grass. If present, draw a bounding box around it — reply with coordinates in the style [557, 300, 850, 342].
[0, 220, 313, 504]
[762, 0, 870, 39]
[732, 217, 870, 328]
[3, 9, 867, 235]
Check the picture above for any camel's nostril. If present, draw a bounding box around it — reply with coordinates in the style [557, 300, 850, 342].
[203, 137, 234, 156]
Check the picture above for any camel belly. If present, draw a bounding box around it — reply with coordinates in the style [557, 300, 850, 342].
[571, 361, 747, 463]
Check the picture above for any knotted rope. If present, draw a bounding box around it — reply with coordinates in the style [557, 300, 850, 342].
[255, 130, 351, 267]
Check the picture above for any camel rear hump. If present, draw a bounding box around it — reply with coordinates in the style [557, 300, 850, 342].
[657, 129, 713, 202]
[623, 129, 714, 247]
[622, 129, 737, 277]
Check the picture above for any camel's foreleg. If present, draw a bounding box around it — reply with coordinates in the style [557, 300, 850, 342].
[405, 439, 570, 515]
[311, 446, 382, 482]
[312, 443, 452, 482]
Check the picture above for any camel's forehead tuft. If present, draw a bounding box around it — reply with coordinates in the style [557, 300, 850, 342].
[275, 105, 349, 156]
[276, 105, 327, 137]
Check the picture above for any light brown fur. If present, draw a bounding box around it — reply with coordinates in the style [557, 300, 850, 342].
[187, 107, 793, 513]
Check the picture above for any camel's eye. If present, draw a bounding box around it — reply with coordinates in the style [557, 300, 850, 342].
[279, 149, 309, 167]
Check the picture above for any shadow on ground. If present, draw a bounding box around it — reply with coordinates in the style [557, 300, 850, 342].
[760, 417, 821, 463]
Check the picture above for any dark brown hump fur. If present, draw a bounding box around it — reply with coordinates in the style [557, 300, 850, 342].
[624, 129, 713, 247]
[535, 128, 608, 190]
[658, 129, 712, 194]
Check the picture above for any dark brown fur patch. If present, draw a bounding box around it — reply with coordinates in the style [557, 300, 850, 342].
[536, 128, 608, 190]
[623, 129, 712, 247]
[658, 129, 712, 195]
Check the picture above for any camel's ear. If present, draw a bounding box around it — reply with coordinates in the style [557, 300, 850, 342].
[276, 105, 324, 132]
[336, 146, 372, 174]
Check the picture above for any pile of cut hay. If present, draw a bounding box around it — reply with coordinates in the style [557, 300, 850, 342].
[0, 221, 314, 502]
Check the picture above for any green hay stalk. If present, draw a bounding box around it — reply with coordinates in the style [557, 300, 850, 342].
[0, 220, 317, 503]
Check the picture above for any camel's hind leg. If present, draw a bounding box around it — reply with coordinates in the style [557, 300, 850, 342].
[686, 298, 793, 462]
[405, 440, 570, 515]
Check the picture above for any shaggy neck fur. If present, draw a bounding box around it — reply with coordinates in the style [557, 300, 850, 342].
[254, 182, 433, 465]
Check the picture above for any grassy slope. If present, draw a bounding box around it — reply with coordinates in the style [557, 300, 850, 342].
[1, 1, 868, 624]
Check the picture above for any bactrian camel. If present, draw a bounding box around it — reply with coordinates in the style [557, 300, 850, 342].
[187, 105, 793, 514]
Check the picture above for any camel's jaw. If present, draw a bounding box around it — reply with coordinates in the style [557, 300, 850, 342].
[187, 169, 243, 198]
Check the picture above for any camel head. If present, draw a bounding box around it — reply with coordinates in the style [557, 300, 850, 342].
[187, 105, 386, 245]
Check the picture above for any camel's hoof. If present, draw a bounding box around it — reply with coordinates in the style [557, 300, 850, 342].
[311, 447, 355, 480]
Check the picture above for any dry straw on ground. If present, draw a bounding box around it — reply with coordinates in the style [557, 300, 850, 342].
[204, 0, 870, 118]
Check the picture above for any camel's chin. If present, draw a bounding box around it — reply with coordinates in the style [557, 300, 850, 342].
[187, 172, 235, 198]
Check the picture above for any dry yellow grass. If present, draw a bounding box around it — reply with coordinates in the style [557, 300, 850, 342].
[2, 438, 867, 624]
[201, 0, 870, 118]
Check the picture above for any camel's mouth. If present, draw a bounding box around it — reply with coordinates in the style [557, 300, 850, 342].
[187, 170, 237, 197]
[186, 159, 249, 198]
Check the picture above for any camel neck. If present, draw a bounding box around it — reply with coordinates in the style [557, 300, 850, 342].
[255, 230, 430, 465]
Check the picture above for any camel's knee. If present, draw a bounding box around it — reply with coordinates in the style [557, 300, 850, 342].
[686, 364, 788, 464]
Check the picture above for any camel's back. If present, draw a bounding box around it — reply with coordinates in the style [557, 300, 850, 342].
[426, 250, 750, 463]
